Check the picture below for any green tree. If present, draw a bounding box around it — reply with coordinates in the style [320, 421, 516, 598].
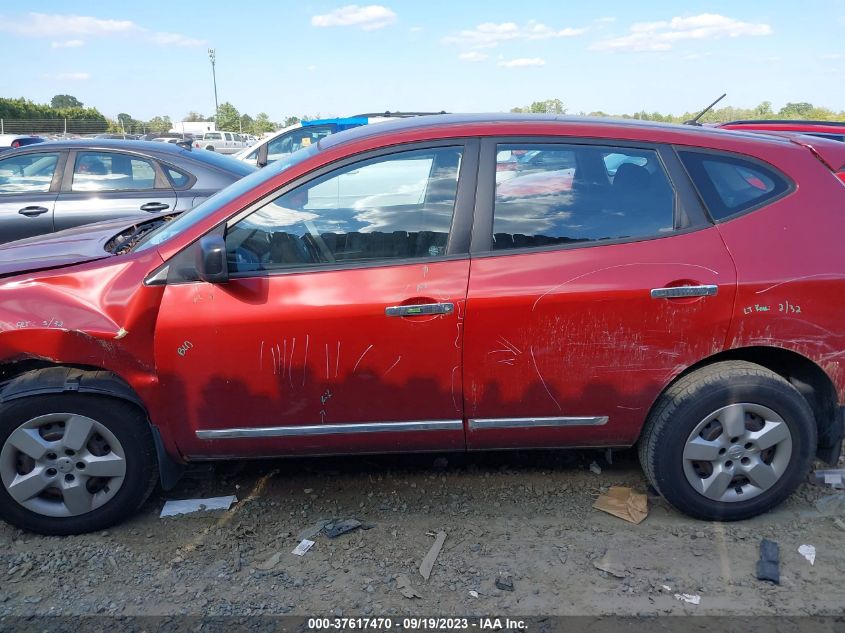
[254, 112, 276, 134]
[239, 113, 254, 134]
[147, 115, 173, 134]
[117, 113, 134, 131]
[511, 99, 566, 114]
[51, 94, 83, 109]
[282, 115, 300, 127]
[215, 102, 240, 131]
[778, 102, 814, 118]
[183, 111, 213, 122]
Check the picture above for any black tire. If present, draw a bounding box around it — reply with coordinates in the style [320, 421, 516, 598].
[638, 360, 816, 521]
[0, 394, 158, 535]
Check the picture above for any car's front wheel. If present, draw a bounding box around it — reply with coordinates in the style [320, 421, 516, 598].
[639, 360, 816, 521]
[0, 394, 157, 535]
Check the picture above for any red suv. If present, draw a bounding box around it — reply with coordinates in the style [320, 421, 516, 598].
[1, 115, 844, 535]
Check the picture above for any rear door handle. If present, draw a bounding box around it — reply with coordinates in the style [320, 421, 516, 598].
[18, 206, 49, 217]
[140, 202, 170, 212]
[651, 285, 718, 299]
[385, 302, 454, 317]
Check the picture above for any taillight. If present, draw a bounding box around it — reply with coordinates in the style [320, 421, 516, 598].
[11, 140, 19, 148]
[837, 171, 845, 184]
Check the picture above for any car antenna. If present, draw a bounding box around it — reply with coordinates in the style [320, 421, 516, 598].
[683, 93, 727, 126]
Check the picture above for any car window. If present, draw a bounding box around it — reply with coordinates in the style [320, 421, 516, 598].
[0, 152, 60, 194]
[224, 133, 233, 141]
[206, 133, 222, 141]
[165, 166, 190, 188]
[225, 146, 463, 273]
[678, 151, 791, 221]
[266, 127, 334, 164]
[491, 143, 676, 250]
[71, 151, 157, 192]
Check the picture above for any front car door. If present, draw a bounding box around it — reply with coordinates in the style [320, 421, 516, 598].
[463, 138, 737, 449]
[53, 150, 178, 232]
[153, 141, 478, 458]
[0, 150, 65, 243]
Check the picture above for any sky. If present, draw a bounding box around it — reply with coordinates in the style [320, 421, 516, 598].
[0, 1, 843, 122]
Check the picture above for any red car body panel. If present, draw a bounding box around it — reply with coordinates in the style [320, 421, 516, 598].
[1, 116, 843, 465]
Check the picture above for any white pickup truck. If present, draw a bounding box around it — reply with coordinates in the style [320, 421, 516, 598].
[193, 131, 248, 154]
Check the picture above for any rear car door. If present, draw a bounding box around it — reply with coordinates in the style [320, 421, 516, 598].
[0, 150, 64, 243]
[53, 150, 178, 232]
[153, 141, 478, 458]
[463, 138, 738, 449]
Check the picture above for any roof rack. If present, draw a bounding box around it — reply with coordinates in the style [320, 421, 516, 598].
[351, 111, 448, 118]
[722, 119, 845, 127]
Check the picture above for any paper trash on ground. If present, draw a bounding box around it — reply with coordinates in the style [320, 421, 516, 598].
[798, 544, 816, 565]
[160, 495, 237, 517]
[593, 486, 648, 524]
[292, 539, 315, 556]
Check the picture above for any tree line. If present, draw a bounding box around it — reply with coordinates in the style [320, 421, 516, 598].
[3, 95, 844, 138]
[511, 99, 845, 123]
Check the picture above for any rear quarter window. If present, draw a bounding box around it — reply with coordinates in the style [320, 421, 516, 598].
[678, 150, 792, 221]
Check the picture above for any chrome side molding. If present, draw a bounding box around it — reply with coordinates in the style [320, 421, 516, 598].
[468, 416, 608, 430]
[196, 419, 463, 440]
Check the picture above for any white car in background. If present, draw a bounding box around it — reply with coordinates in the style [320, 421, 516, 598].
[194, 131, 249, 154]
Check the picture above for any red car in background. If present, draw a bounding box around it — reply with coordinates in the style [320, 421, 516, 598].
[718, 119, 845, 143]
[1, 114, 844, 535]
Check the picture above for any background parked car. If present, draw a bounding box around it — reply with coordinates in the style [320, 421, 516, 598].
[0, 139, 255, 243]
[718, 119, 845, 142]
[236, 112, 448, 168]
[193, 131, 248, 154]
[0, 134, 44, 154]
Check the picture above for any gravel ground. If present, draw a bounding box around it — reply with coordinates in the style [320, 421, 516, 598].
[2, 449, 845, 617]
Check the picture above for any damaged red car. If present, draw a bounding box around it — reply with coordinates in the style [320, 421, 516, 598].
[1, 114, 844, 535]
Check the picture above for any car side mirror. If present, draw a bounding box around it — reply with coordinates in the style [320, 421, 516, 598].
[196, 235, 229, 283]
[256, 142, 269, 168]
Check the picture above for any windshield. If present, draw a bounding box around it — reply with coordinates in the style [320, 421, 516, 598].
[134, 144, 319, 251]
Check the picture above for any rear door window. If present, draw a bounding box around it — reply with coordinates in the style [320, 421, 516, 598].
[71, 151, 157, 191]
[491, 143, 676, 250]
[0, 152, 60, 194]
[678, 151, 791, 221]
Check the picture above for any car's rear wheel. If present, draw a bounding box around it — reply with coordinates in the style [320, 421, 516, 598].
[639, 361, 816, 521]
[0, 394, 157, 535]
[205, 145, 215, 151]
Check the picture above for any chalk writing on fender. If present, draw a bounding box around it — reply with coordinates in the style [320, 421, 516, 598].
[177, 340, 194, 357]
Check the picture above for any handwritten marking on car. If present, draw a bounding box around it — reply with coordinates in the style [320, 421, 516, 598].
[530, 345, 561, 412]
[385, 356, 402, 376]
[177, 340, 194, 357]
[353, 344, 373, 374]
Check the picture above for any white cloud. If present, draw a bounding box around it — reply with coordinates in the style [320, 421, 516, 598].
[591, 13, 772, 52]
[43, 72, 91, 80]
[821, 53, 844, 60]
[306, 65, 318, 71]
[150, 32, 205, 47]
[0, 12, 204, 47]
[51, 39, 85, 48]
[497, 57, 545, 68]
[409, 26, 424, 33]
[459, 51, 489, 62]
[445, 20, 586, 49]
[311, 5, 397, 30]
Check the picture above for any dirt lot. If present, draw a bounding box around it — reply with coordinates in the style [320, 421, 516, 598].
[2, 449, 845, 618]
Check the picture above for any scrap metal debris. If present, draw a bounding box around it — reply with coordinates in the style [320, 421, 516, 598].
[495, 575, 514, 591]
[396, 574, 422, 599]
[593, 554, 627, 579]
[756, 539, 780, 585]
[674, 593, 701, 605]
[798, 544, 816, 565]
[323, 518, 363, 539]
[593, 486, 648, 524]
[298, 519, 331, 541]
[814, 469, 845, 489]
[160, 495, 237, 518]
[419, 531, 447, 581]
[589, 461, 602, 475]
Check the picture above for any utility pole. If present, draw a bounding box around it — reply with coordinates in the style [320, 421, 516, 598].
[208, 48, 219, 127]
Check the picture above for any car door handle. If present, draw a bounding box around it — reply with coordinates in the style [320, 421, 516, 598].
[651, 285, 718, 299]
[18, 206, 49, 217]
[385, 302, 455, 317]
[140, 202, 170, 212]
